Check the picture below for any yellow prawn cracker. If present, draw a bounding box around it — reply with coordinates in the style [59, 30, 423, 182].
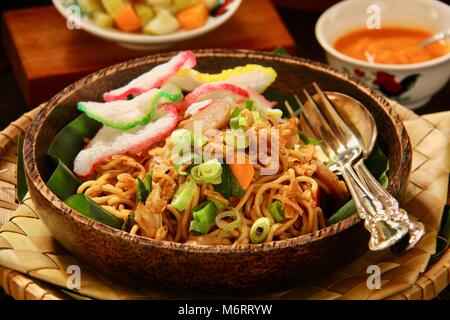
[169, 64, 277, 92]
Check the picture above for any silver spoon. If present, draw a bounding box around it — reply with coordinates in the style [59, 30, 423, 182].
[299, 88, 408, 251]
[325, 92, 425, 252]
[420, 28, 450, 48]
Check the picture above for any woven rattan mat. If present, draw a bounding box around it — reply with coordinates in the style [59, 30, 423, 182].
[0, 102, 449, 300]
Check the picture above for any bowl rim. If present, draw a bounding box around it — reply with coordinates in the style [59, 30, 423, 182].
[23, 49, 412, 254]
[315, 0, 450, 71]
[52, 0, 242, 44]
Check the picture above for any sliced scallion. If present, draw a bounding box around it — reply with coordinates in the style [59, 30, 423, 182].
[230, 116, 240, 130]
[190, 159, 222, 185]
[189, 200, 217, 235]
[243, 100, 255, 111]
[209, 198, 226, 211]
[189, 220, 210, 235]
[136, 171, 152, 203]
[171, 180, 198, 211]
[250, 217, 271, 244]
[215, 210, 241, 233]
[298, 131, 321, 145]
[171, 129, 192, 153]
[192, 200, 217, 225]
[268, 200, 284, 223]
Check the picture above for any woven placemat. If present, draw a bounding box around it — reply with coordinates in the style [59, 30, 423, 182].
[0, 102, 448, 300]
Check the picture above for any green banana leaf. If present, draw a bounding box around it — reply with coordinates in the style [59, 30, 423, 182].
[46, 160, 80, 201]
[16, 134, 27, 203]
[47, 113, 101, 168]
[272, 47, 289, 55]
[44, 113, 123, 229]
[263, 88, 300, 116]
[430, 206, 450, 265]
[440, 205, 450, 243]
[327, 145, 389, 225]
[65, 194, 122, 229]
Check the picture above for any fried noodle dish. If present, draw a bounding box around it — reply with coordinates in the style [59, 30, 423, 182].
[70, 51, 349, 245]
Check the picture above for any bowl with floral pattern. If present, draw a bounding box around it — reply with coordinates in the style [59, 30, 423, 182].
[315, 0, 450, 109]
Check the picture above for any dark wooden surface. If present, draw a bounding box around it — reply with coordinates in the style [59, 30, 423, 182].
[2, 0, 295, 108]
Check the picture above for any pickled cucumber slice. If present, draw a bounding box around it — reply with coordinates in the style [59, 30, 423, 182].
[93, 11, 114, 28]
[147, 0, 173, 6]
[174, 0, 200, 11]
[133, 3, 155, 26]
[78, 0, 104, 14]
[143, 9, 180, 35]
[101, 0, 125, 17]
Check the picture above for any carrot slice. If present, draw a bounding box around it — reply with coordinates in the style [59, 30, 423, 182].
[229, 155, 255, 190]
[176, 2, 209, 31]
[114, 4, 142, 33]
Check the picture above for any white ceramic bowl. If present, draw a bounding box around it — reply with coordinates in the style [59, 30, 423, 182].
[53, 0, 241, 51]
[315, 0, 450, 109]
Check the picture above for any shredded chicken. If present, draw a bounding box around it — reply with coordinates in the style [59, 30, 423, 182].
[314, 163, 348, 201]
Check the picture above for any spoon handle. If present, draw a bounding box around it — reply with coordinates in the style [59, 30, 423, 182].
[354, 160, 425, 251]
[420, 28, 450, 48]
[339, 163, 409, 251]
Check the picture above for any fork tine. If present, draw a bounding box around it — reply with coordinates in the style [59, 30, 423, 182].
[312, 83, 359, 148]
[301, 89, 343, 154]
[293, 95, 317, 139]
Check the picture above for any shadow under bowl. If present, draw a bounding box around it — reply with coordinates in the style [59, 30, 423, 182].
[23, 49, 412, 293]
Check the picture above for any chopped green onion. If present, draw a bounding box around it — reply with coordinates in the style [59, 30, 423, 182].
[243, 100, 255, 111]
[189, 220, 210, 235]
[171, 180, 198, 211]
[136, 171, 153, 203]
[250, 217, 271, 244]
[215, 210, 241, 233]
[298, 131, 321, 145]
[268, 201, 284, 223]
[189, 200, 218, 235]
[230, 116, 240, 130]
[190, 159, 222, 185]
[230, 115, 248, 130]
[143, 171, 152, 192]
[231, 107, 243, 118]
[171, 129, 192, 153]
[209, 198, 226, 211]
[193, 200, 217, 225]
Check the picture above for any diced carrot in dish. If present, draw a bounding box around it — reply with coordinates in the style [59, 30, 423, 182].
[114, 4, 142, 32]
[229, 157, 255, 190]
[176, 2, 209, 31]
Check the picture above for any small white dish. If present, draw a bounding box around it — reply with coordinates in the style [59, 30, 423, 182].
[315, 0, 450, 109]
[53, 0, 241, 51]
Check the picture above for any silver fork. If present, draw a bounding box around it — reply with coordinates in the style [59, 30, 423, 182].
[298, 83, 409, 251]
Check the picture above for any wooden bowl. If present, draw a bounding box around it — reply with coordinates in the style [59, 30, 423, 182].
[23, 49, 412, 293]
